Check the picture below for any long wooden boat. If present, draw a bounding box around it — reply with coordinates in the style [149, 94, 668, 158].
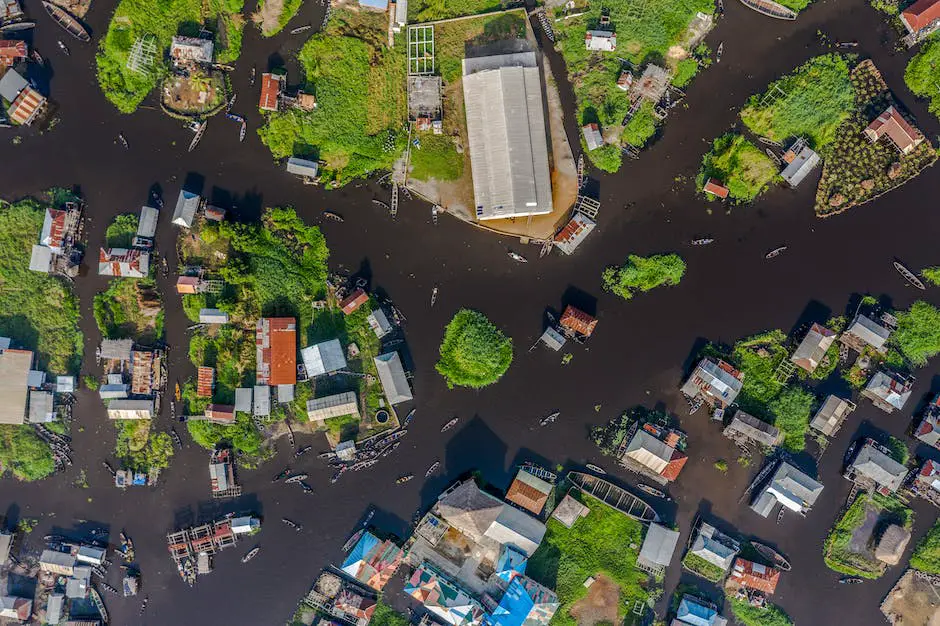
[0, 21, 35, 33]
[738, 0, 796, 19]
[42, 1, 90, 42]
[89, 587, 108, 623]
[894, 261, 926, 290]
[567, 471, 659, 522]
[750, 540, 791, 571]
[765, 246, 787, 259]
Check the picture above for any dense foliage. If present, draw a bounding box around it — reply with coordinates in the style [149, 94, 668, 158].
[188, 412, 265, 460]
[729, 599, 793, 626]
[527, 491, 651, 626]
[740, 54, 854, 150]
[257, 10, 407, 185]
[0, 426, 56, 481]
[436, 309, 513, 389]
[0, 198, 83, 373]
[621, 102, 659, 149]
[96, 0, 246, 112]
[767, 387, 814, 452]
[591, 407, 670, 456]
[602, 254, 685, 300]
[115, 420, 174, 471]
[105, 214, 139, 248]
[922, 267, 940, 286]
[409, 0, 502, 20]
[93, 279, 164, 344]
[893, 301, 940, 366]
[911, 519, 940, 574]
[697, 133, 777, 203]
[905, 35, 940, 119]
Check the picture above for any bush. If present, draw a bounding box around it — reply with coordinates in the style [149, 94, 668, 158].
[585, 143, 622, 173]
[893, 301, 940, 366]
[905, 35, 940, 119]
[714, 459, 728, 472]
[767, 386, 814, 452]
[671, 58, 699, 88]
[697, 133, 777, 203]
[83, 375, 100, 390]
[0, 425, 56, 481]
[729, 599, 793, 626]
[436, 309, 513, 389]
[105, 213, 139, 248]
[922, 266, 940, 286]
[912, 520, 940, 574]
[602, 254, 685, 300]
[621, 102, 658, 149]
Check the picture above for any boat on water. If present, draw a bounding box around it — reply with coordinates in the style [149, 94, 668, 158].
[42, 1, 90, 41]
[396, 474, 413, 484]
[539, 411, 559, 426]
[691, 238, 714, 246]
[89, 588, 108, 623]
[840, 576, 863, 584]
[894, 261, 926, 290]
[241, 547, 260, 563]
[272, 467, 290, 482]
[637, 483, 669, 499]
[508, 251, 528, 263]
[318, 451, 336, 460]
[226, 94, 236, 111]
[750, 540, 792, 571]
[299, 481, 314, 494]
[284, 473, 308, 484]
[57, 40, 69, 55]
[717, 0, 724, 12]
[239, 121, 246, 142]
[430, 286, 438, 307]
[567, 471, 659, 522]
[0, 21, 35, 33]
[765, 246, 787, 259]
[188, 120, 206, 152]
[738, 0, 797, 19]
[100, 582, 119, 595]
[291, 24, 312, 34]
[281, 518, 302, 531]
[174, 383, 181, 402]
[295, 445, 312, 457]
[342, 529, 365, 552]
[250, 67, 256, 85]
[585, 463, 606, 474]
[31, 49, 43, 64]
[402, 408, 416, 428]
[117, 134, 128, 149]
[837, 41, 858, 48]
[322, 210, 344, 222]
[380, 441, 401, 457]
[170, 428, 182, 449]
[425, 461, 440, 477]
[441, 417, 459, 433]
[716, 42, 723, 62]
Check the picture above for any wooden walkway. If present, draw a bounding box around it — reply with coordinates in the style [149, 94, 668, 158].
[567, 471, 659, 522]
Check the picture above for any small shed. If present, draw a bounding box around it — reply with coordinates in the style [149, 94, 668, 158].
[340, 288, 369, 315]
[172, 190, 201, 228]
[107, 399, 154, 420]
[505, 469, 553, 515]
[98, 384, 129, 400]
[176, 276, 201, 294]
[55, 376, 75, 393]
[336, 440, 357, 461]
[204, 205, 226, 222]
[582, 123, 604, 151]
[204, 404, 235, 424]
[584, 30, 616, 51]
[27, 390, 54, 423]
[367, 309, 393, 339]
[306, 391, 360, 422]
[539, 327, 566, 351]
[703, 178, 730, 199]
[553, 212, 596, 255]
[560, 305, 597, 338]
[199, 308, 229, 324]
[551, 494, 590, 528]
[636, 523, 680, 575]
[810, 395, 856, 437]
[99, 339, 133, 362]
[301, 339, 347, 377]
[791, 323, 836, 373]
[277, 384, 294, 403]
[286, 157, 319, 179]
[235, 388, 253, 413]
[137, 206, 159, 239]
[253, 385, 271, 416]
[29, 245, 52, 273]
[374, 351, 413, 405]
[780, 140, 820, 188]
[259, 73, 284, 112]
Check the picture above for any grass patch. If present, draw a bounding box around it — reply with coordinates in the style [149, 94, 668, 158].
[527, 490, 654, 626]
[257, 0, 302, 36]
[436, 309, 512, 389]
[435, 12, 527, 82]
[732, 330, 788, 407]
[410, 134, 463, 181]
[106, 213, 139, 248]
[740, 54, 854, 150]
[696, 133, 777, 203]
[911, 519, 940, 574]
[96, 0, 246, 113]
[621, 102, 658, 149]
[767, 387, 814, 452]
[905, 34, 940, 121]
[257, 9, 407, 186]
[893, 301, 940, 367]
[681, 551, 727, 582]
[409, 0, 503, 21]
[729, 599, 793, 626]
[823, 493, 912, 579]
[0, 196, 83, 374]
[94, 278, 164, 344]
[602, 253, 685, 300]
[0, 426, 56, 481]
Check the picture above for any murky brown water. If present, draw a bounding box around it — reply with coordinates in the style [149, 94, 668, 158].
[1, 0, 939, 623]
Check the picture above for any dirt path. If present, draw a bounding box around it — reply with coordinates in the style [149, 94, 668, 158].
[256, 0, 285, 36]
[569, 574, 620, 626]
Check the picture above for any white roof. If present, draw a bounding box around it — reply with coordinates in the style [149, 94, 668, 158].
[56, 376, 75, 393]
[374, 351, 413, 405]
[484, 505, 546, 556]
[29, 244, 52, 273]
[253, 385, 270, 416]
[107, 399, 154, 419]
[277, 384, 294, 402]
[286, 157, 319, 178]
[232, 516, 260, 534]
[462, 53, 553, 221]
[172, 190, 200, 227]
[199, 308, 229, 324]
[235, 388, 253, 412]
[780, 145, 820, 187]
[306, 391, 359, 422]
[301, 339, 347, 377]
[75, 545, 106, 565]
[137, 205, 159, 238]
[0, 68, 27, 102]
[28, 390, 55, 423]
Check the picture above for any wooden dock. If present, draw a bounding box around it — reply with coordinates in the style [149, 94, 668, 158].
[567, 471, 659, 522]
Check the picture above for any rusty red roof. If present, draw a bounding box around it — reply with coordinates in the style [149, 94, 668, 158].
[902, 0, 940, 32]
[730, 557, 781, 593]
[703, 178, 729, 199]
[197, 366, 214, 397]
[660, 450, 687, 481]
[340, 288, 369, 316]
[256, 317, 297, 386]
[259, 73, 282, 112]
[560, 305, 597, 337]
[205, 404, 235, 423]
[0, 40, 27, 63]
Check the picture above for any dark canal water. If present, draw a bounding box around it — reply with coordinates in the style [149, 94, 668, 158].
[2, 0, 940, 623]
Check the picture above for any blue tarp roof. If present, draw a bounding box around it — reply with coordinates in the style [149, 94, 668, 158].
[495, 544, 527, 582]
[342, 531, 379, 570]
[487, 577, 533, 626]
[677, 597, 717, 626]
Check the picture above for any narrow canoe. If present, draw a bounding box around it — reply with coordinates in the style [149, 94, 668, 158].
[42, 1, 90, 42]
[739, 0, 797, 20]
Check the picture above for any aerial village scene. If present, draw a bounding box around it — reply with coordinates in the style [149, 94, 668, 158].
[3, 0, 940, 623]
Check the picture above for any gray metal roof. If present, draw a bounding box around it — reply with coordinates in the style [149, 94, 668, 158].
[28, 390, 54, 423]
[100, 338, 133, 361]
[723, 411, 781, 447]
[810, 395, 854, 436]
[582, 124, 603, 151]
[46, 593, 64, 624]
[0, 68, 27, 102]
[209, 461, 230, 492]
[277, 384, 294, 403]
[0, 533, 11, 563]
[864, 371, 913, 411]
[462, 53, 553, 221]
[136, 206, 159, 238]
[199, 308, 229, 324]
[845, 314, 891, 350]
[40, 550, 76, 569]
[301, 339, 347, 377]
[540, 327, 566, 351]
[367, 309, 393, 338]
[106, 399, 154, 419]
[29, 245, 52, 273]
[681, 358, 743, 407]
[637, 523, 680, 567]
[625, 429, 674, 470]
[0, 348, 31, 425]
[306, 391, 359, 422]
[690, 522, 738, 571]
[253, 385, 270, 416]
[850, 442, 907, 492]
[172, 190, 200, 228]
[780, 145, 820, 188]
[235, 388, 252, 413]
[286, 157, 319, 178]
[791, 323, 835, 372]
[759, 461, 824, 514]
[374, 351, 413, 405]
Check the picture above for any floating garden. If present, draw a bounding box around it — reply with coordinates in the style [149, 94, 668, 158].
[910, 519, 940, 574]
[601, 253, 685, 300]
[823, 492, 913, 579]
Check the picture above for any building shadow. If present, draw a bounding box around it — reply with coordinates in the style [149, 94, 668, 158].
[787, 300, 833, 338]
[559, 286, 597, 317]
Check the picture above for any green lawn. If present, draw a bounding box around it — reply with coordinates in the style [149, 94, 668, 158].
[602, 253, 685, 300]
[697, 133, 778, 203]
[911, 519, 940, 574]
[410, 134, 463, 181]
[824, 494, 912, 579]
[905, 34, 940, 120]
[0, 197, 83, 374]
[96, 0, 246, 113]
[258, 10, 407, 185]
[682, 552, 727, 582]
[527, 490, 654, 626]
[409, 0, 503, 21]
[740, 54, 854, 151]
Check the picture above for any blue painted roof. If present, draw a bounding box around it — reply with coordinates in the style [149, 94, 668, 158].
[677, 597, 717, 626]
[359, 0, 389, 8]
[342, 532, 380, 570]
[487, 577, 533, 626]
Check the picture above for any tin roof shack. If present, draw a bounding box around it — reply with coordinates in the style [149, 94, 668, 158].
[875, 524, 912, 566]
[302, 339, 347, 377]
[728, 557, 780, 595]
[45, 593, 64, 624]
[632, 64, 670, 104]
[405, 564, 485, 626]
[29, 389, 55, 422]
[99, 338, 133, 364]
[170, 36, 214, 66]
[0, 595, 31, 621]
[135, 205, 159, 247]
[107, 399, 155, 420]
[620, 423, 688, 485]
[790, 323, 836, 374]
[176, 276, 201, 294]
[259, 72, 284, 112]
[340, 288, 369, 316]
[584, 30, 616, 51]
[683, 522, 740, 582]
[636, 523, 680, 576]
[40, 549, 77, 576]
[550, 493, 589, 528]
[723, 411, 782, 448]
[256, 317, 297, 386]
[408, 75, 443, 124]
[199, 308, 228, 324]
[172, 190, 201, 228]
[862, 371, 913, 413]
[750, 460, 824, 518]
[209, 448, 241, 498]
[374, 351, 413, 405]
[253, 384, 271, 416]
[674, 594, 728, 626]
[582, 123, 604, 151]
[462, 52, 553, 221]
[864, 106, 925, 155]
[0, 40, 27, 67]
[538, 327, 566, 352]
[307, 391, 360, 423]
[809, 395, 856, 438]
[559, 305, 597, 340]
[915, 394, 940, 448]
[196, 366, 214, 397]
[286, 157, 320, 182]
[779, 138, 820, 188]
[340, 531, 404, 591]
[130, 349, 161, 396]
[553, 212, 595, 255]
[681, 358, 744, 411]
[910, 459, 940, 507]
[0, 68, 46, 126]
[845, 439, 908, 494]
[367, 308, 393, 339]
[901, 0, 940, 42]
[0, 345, 32, 424]
[505, 468, 553, 516]
[98, 248, 149, 277]
[841, 313, 891, 354]
[703, 178, 730, 199]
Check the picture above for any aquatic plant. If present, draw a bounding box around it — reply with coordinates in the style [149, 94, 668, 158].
[729, 599, 793, 626]
[713, 459, 728, 472]
[893, 301, 940, 366]
[601, 253, 686, 300]
[696, 133, 778, 203]
[436, 309, 513, 389]
[905, 35, 940, 119]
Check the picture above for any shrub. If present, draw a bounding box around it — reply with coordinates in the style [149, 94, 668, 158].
[729, 598, 793, 626]
[671, 58, 699, 88]
[621, 102, 658, 148]
[912, 520, 940, 574]
[0, 425, 56, 481]
[586, 144, 623, 173]
[921, 266, 940, 286]
[893, 301, 940, 366]
[905, 35, 940, 119]
[767, 386, 814, 452]
[602, 254, 685, 300]
[436, 309, 513, 389]
[105, 214, 139, 248]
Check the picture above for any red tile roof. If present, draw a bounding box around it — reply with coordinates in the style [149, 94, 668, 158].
[340, 288, 369, 316]
[661, 450, 687, 481]
[703, 178, 729, 199]
[259, 73, 282, 112]
[730, 558, 781, 594]
[865, 106, 923, 153]
[902, 0, 940, 33]
[560, 305, 598, 337]
[256, 317, 297, 385]
[197, 366, 214, 397]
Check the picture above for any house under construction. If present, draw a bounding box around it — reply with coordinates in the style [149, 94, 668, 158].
[209, 448, 242, 498]
[166, 518, 238, 584]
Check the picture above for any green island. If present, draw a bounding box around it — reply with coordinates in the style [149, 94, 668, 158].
[681, 551, 726, 583]
[96, 0, 245, 114]
[0, 194, 83, 481]
[254, 0, 303, 37]
[910, 518, 940, 574]
[823, 492, 913, 579]
[729, 598, 794, 626]
[551, 0, 714, 172]
[436, 309, 513, 389]
[696, 133, 778, 203]
[601, 253, 685, 300]
[527, 489, 658, 626]
[905, 35, 940, 120]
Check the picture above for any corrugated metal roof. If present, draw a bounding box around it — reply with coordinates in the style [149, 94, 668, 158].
[172, 190, 200, 228]
[779, 145, 820, 188]
[0, 67, 27, 101]
[235, 388, 252, 412]
[638, 523, 680, 568]
[197, 366, 214, 397]
[553, 212, 595, 255]
[286, 157, 319, 177]
[29, 245, 52, 273]
[301, 339, 347, 377]
[0, 348, 31, 425]
[306, 391, 359, 422]
[136, 205, 159, 238]
[256, 318, 297, 386]
[253, 385, 270, 416]
[374, 351, 413, 405]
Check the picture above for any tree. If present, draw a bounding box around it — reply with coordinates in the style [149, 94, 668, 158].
[894, 301, 940, 366]
[602, 254, 685, 300]
[436, 309, 513, 389]
[768, 387, 814, 451]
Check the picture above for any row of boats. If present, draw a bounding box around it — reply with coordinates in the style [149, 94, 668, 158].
[1, 1, 90, 40]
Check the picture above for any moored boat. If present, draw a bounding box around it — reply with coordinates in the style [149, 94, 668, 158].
[716, 42, 723, 62]
[281, 517, 302, 531]
[765, 246, 787, 259]
[425, 461, 440, 477]
[441, 417, 458, 432]
[42, 1, 90, 42]
[691, 238, 714, 246]
[241, 547, 260, 563]
[396, 474, 413, 484]
[342, 529, 365, 552]
[0, 21, 35, 33]
[89, 587, 108, 623]
[188, 120, 207, 152]
[284, 473, 308, 484]
[170, 428, 182, 449]
[295, 445, 312, 457]
[585, 463, 606, 474]
[430, 286, 438, 307]
[508, 251, 528, 263]
[738, 0, 797, 19]
[323, 211, 344, 222]
[894, 261, 926, 290]
[637, 483, 669, 499]
[402, 408, 416, 427]
[839, 576, 863, 584]
[291, 24, 312, 34]
[750, 540, 792, 571]
[567, 471, 659, 522]
[539, 411, 559, 426]
[272, 467, 290, 482]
